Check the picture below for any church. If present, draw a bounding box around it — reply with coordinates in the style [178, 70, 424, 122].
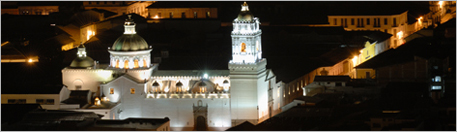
[61, 2, 282, 131]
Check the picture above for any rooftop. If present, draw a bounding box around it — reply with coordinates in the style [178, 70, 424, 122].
[152, 70, 229, 77]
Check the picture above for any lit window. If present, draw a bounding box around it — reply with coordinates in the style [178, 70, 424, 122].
[110, 88, 114, 94]
[124, 60, 129, 69]
[434, 76, 441, 82]
[130, 88, 135, 94]
[277, 89, 280, 97]
[143, 59, 147, 67]
[241, 43, 246, 52]
[134, 59, 139, 68]
[431, 86, 442, 90]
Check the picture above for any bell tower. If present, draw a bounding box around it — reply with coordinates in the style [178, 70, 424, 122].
[230, 2, 262, 64]
[228, 2, 269, 126]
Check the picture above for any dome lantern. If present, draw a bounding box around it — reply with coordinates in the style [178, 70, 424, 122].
[110, 15, 149, 51]
[236, 2, 254, 22]
[70, 43, 95, 68]
[124, 15, 136, 34]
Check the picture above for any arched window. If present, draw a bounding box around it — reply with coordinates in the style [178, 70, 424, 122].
[241, 43, 246, 52]
[134, 59, 139, 68]
[130, 88, 135, 94]
[143, 59, 147, 67]
[116, 59, 120, 68]
[124, 60, 129, 69]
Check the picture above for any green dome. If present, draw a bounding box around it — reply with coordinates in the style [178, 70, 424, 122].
[111, 34, 148, 51]
[70, 56, 94, 68]
[237, 11, 254, 21]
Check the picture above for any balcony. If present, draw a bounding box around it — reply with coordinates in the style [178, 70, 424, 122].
[146, 91, 230, 99]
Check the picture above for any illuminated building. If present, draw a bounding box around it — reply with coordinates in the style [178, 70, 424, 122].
[60, 3, 283, 131]
[1, 2, 58, 15]
[146, 1, 218, 19]
[83, 1, 153, 18]
[327, 11, 411, 49]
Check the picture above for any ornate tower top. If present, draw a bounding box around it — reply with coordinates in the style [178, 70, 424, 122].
[77, 42, 87, 58]
[124, 15, 136, 34]
[230, 2, 263, 64]
[241, 2, 249, 11]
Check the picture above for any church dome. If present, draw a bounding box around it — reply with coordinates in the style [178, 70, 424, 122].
[70, 56, 94, 68]
[237, 11, 254, 21]
[111, 34, 148, 51]
[70, 43, 94, 68]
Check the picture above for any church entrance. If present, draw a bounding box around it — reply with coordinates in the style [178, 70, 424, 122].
[193, 100, 208, 131]
[196, 116, 207, 131]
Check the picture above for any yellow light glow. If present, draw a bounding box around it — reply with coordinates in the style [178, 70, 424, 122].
[397, 31, 403, 39]
[28, 59, 33, 62]
[86, 30, 95, 41]
[439, 1, 443, 8]
[153, 15, 159, 19]
[360, 49, 363, 53]
[95, 97, 100, 106]
[352, 56, 358, 65]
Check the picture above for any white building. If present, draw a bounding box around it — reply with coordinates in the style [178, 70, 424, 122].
[60, 2, 283, 131]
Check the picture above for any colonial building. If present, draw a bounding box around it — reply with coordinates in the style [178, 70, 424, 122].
[60, 3, 283, 131]
[83, 1, 153, 18]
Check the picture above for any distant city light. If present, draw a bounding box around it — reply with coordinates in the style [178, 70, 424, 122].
[203, 73, 208, 79]
[153, 15, 159, 19]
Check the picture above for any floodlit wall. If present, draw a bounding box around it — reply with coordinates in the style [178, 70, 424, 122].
[133, 99, 231, 129]
[148, 8, 218, 19]
[328, 11, 409, 49]
[62, 69, 115, 92]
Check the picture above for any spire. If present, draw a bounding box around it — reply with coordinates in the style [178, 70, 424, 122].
[77, 42, 87, 58]
[241, 2, 249, 11]
[124, 15, 136, 34]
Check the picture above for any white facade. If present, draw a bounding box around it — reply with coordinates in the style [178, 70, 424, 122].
[59, 2, 283, 130]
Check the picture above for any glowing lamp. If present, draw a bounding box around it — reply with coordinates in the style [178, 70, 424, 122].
[439, 1, 443, 8]
[95, 97, 101, 106]
[28, 59, 33, 62]
[203, 74, 208, 79]
[352, 56, 358, 65]
[397, 31, 403, 39]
